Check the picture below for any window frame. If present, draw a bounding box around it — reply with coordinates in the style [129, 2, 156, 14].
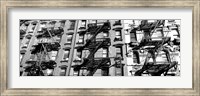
[115, 46, 123, 58]
[114, 30, 122, 41]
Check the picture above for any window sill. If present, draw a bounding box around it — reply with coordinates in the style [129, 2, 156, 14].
[68, 28, 75, 30]
[79, 27, 86, 30]
[114, 38, 123, 42]
[60, 60, 69, 63]
[113, 23, 122, 26]
[64, 43, 72, 45]
[66, 32, 74, 35]
[76, 42, 84, 45]
[73, 59, 82, 62]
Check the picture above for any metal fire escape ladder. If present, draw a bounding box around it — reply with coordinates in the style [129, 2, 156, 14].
[33, 25, 58, 75]
[88, 41, 104, 58]
[87, 38, 110, 58]
[74, 39, 107, 70]
[149, 20, 161, 37]
[134, 20, 178, 76]
[38, 27, 55, 61]
[78, 25, 104, 51]
[85, 39, 111, 76]
[73, 26, 104, 71]
[74, 22, 111, 75]
[86, 58, 110, 76]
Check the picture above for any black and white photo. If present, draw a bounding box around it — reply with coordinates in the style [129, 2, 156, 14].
[19, 19, 180, 76]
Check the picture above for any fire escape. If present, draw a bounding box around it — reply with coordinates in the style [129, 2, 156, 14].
[130, 20, 178, 76]
[24, 21, 63, 76]
[73, 22, 111, 76]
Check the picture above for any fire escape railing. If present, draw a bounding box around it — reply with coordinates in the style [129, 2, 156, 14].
[86, 58, 110, 76]
[24, 22, 62, 76]
[129, 20, 178, 76]
[73, 22, 111, 76]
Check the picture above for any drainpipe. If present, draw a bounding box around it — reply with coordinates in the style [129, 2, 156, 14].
[66, 20, 79, 76]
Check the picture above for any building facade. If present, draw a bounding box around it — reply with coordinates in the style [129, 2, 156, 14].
[125, 20, 180, 76]
[20, 19, 180, 76]
[20, 20, 128, 76]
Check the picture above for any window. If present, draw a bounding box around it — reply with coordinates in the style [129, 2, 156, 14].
[60, 67, 67, 76]
[29, 54, 35, 61]
[85, 33, 91, 42]
[114, 30, 122, 41]
[63, 50, 70, 61]
[114, 52, 124, 76]
[51, 51, 58, 61]
[66, 35, 73, 44]
[45, 69, 54, 76]
[86, 33, 91, 37]
[124, 29, 128, 34]
[76, 50, 82, 58]
[101, 67, 109, 76]
[59, 20, 66, 28]
[116, 47, 123, 58]
[115, 67, 124, 76]
[81, 20, 86, 26]
[130, 32, 137, 42]
[102, 48, 108, 57]
[133, 51, 140, 64]
[79, 20, 86, 29]
[77, 34, 84, 44]
[68, 20, 75, 30]
[73, 70, 79, 76]
[80, 69, 87, 76]
[103, 31, 109, 38]
[56, 36, 61, 43]
[73, 49, 82, 62]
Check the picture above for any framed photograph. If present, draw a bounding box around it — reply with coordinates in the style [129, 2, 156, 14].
[1, 0, 199, 96]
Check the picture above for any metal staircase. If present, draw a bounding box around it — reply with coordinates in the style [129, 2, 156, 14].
[129, 20, 178, 76]
[24, 21, 62, 76]
[73, 22, 111, 76]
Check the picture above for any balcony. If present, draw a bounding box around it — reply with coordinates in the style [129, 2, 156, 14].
[85, 58, 110, 76]
[87, 22, 111, 34]
[41, 60, 57, 70]
[84, 38, 111, 49]
[31, 43, 60, 54]
[36, 28, 63, 39]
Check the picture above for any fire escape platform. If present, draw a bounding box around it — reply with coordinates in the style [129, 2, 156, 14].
[72, 22, 111, 75]
[145, 61, 178, 75]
